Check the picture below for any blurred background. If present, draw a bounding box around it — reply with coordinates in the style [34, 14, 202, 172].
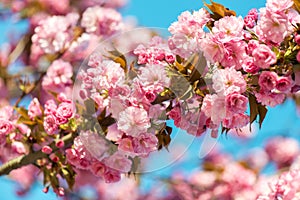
[2, 0, 300, 199]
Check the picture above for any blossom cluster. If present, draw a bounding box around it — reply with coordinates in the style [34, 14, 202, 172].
[1, 0, 300, 198]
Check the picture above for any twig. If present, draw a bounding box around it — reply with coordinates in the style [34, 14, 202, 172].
[0, 132, 76, 176]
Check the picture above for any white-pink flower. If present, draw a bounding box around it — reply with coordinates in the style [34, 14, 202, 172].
[81, 6, 123, 36]
[117, 106, 150, 137]
[42, 59, 73, 94]
[212, 67, 247, 96]
[32, 13, 79, 54]
[212, 16, 244, 38]
[28, 98, 42, 120]
[252, 44, 277, 69]
[138, 64, 170, 93]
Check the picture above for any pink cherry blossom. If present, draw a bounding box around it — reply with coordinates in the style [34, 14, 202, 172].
[266, 0, 294, 12]
[212, 16, 244, 38]
[223, 113, 249, 129]
[258, 71, 278, 91]
[255, 90, 285, 107]
[0, 119, 13, 136]
[132, 132, 158, 157]
[11, 141, 27, 154]
[252, 44, 277, 69]
[66, 136, 94, 170]
[133, 36, 175, 65]
[43, 115, 58, 135]
[104, 152, 132, 172]
[275, 76, 294, 92]
[32, 13, 79, 54]
[265, 137, 299, 168]
[256, 8, 292, 44]
[212, 67, 247, 96]
[242, 56, 260, 73]
[42, 59, 73, 94]
[55, 101, 74, 125]
[168, 8, 210, 58]
[225, 93, 248, 114]
[137, 64, 170, 93]
[28, 98, 42, 120]
[81, 6, 123, 36]
[117, 106, 150, 137]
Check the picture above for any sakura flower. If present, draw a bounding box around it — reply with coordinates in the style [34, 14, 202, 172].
[252, 44, 277, 69]
[168, 8, 210, 58]
[81, 6, 123, 36]
[256, 8, 292, 44]
[117, 106, 150, 137]
[32, 13, 79, 54]
[212, 16, 244, 38]
[104, 152, 132, 172]
[255, 90, 285, 107]
[55, 101, 74, 125]
[275, 76, 294, 92]
[42, 59, 73, 94]
[258, 71, 278, 91]
[28, 98, 42, 120]
[222, 113, 249, 129]
[132, 132, 158, 157]
[265, 137, 299, 168]
[212, 67, 247, 96]
[266, 0, 294, 12]
[225, 93, 248, 114]
[0, 119, 13, 136]
[137, 64, 170, 93]
[43, 115, 58, 135]
[66, 136, 95, 170]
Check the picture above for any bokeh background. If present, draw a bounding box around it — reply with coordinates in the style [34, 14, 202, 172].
[2, 0, 300, 199]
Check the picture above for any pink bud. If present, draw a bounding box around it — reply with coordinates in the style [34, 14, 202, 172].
[297, 51, 300, 63]
[295, 34, 300, 45]
[56, 140, 64, 148]
[42, 187, 49, 193]
[41, 146, 52, 154]
[50, 153, 59, 162]
[54, 187, 65, 196]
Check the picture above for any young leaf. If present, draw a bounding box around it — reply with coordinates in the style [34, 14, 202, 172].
[257, 104, 268, 129]
[105, 49, 127, 72]
[204, 0, 236, 20]
[293, 0, 300, 13]
[248, 93, 258, 124]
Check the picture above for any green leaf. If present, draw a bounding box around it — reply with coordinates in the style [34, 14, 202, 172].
[15, 107, 30, 119]
[18, 116, 36, 126]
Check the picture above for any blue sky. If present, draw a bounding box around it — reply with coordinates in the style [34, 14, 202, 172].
[3, 0, 300, 199]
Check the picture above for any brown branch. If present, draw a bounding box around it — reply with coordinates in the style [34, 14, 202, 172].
[0, 132, 76, 176]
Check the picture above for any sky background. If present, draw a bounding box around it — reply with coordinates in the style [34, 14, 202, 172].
[2, 0, 300, 199]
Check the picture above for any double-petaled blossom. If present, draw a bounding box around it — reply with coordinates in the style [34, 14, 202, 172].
[212, 67, 247, 96]
[28, 98, 42, 120]
[134, 36, 175, 65]
[32, 13, 79, 54]
[117, 106, 150, 137]
[81, 6, 123, 36]
[42, 59, 73, 94]
[168, 8, 210, 58]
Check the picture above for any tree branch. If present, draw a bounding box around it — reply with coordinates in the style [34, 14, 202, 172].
[0, 133, 76, 176]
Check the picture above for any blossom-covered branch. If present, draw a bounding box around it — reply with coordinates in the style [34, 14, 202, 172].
[0, 132, 76, 176]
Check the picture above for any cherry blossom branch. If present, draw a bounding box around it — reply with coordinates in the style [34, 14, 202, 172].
[0, 133, 76, 176]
